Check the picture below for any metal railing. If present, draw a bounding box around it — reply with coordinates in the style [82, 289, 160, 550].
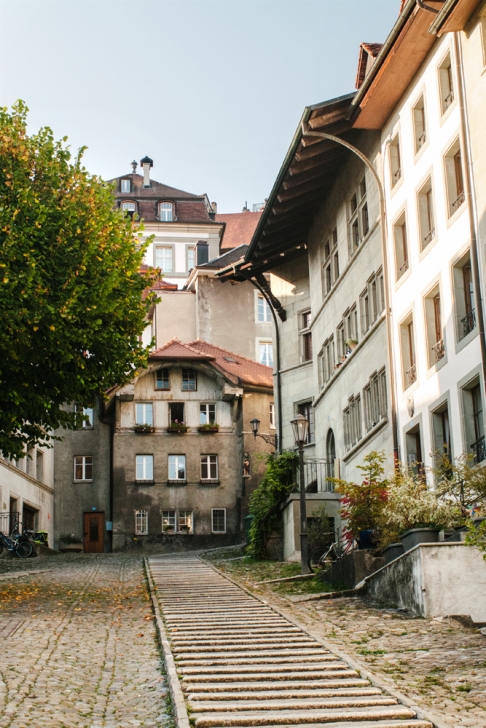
[393, 167, 401, 182]
[423, 228, 435, 247]
[303, 459, 335, 493]
[462, 309, 476, 337]
[405, 364, 417, 388]
[0, 512, 21, 536]
[432, 339, 445, 363]
[471, 436, 486, 465]
[452, 191, 465, 212]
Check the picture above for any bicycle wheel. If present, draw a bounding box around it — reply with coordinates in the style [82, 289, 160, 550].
[16, 541, 33, 558]
[308, 546, 335, 573]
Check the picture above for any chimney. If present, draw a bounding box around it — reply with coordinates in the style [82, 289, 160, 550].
[196, 241, 209, 266]
[140, 156, 153, 188]
[208, 201, 217, 221]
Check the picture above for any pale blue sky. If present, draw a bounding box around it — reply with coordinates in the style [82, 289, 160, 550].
[0, 0, 399, 212]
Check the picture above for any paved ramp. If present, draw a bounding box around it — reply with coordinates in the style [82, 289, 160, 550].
[148, 556, 432, 728]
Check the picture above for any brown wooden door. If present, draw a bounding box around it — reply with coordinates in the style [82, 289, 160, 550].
[83, 512, 104, 553]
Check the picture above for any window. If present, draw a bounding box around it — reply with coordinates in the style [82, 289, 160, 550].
[363, 369, 387, 432]
[120, 179, 131, 193]
[269, 402, 275, 429]
[345, 305, 358, 348]
[156, 369, 170, 390]
[406, 425, 424, 478]
[343, 395, 362, 452]
[122, 202, 136, 213]
[136, 455, 153, 481]
[200, 403, 216, 425]
[136, 403, 153, 426]
[400, 315, 417, 390]
[413, 95, 427, 153]
[300, 310, 312, 363]
[418, 177, 435, 251]
[438, 52, 454, 114]
[187, 246, 195, 272]
[259, 342, 273, 367]
[320, 336, 335, 387]
[462, 380, 485, 464]
[168, 455, 186, 481]
[169, 402, 184, 425]
[162, 511, 176, 532]
[453, 251, 476, 341]
[36, 450, 44, 483]
[323, 263, 332, 296]
[182, 368, 197, 391]
[393, 212, 409, 280]
[432, 403, 451, 465]
[424, 285, 445, 367]
[212, 508, 226, 533]
[201, 454, 218, 480]
[159, 202, 173, 222]
[297, 402, 315, 444]
[75, 404, 94, 429]
[336, 321, 346, 360]
[179, 511, 193, 533]
[348, 178, 368, 253]
[333, 251, 339, 281]
[444, 140, 465, 216]
[135, 510, 148, 535]
[389, 134, 401, 187]
[74, 455, 93, 481]
[257, 295, 272, 322]
[360, 287, 370, 335]
[155, 246, 173, 273]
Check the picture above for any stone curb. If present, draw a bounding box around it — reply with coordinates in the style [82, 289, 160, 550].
[144, 558, 191, 728]
[289, 585, 367, 602]
[199, 555, 453, 728]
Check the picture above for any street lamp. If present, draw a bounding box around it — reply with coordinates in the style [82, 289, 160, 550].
[290, 414, 310, 574]
[249, 418, 278, 449]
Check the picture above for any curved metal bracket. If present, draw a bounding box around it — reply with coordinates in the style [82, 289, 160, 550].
[416, 0, 445, 15]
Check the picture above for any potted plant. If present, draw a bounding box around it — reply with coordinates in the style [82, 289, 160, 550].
[384, 465, 463, 552]
[345, 339, 358, 351]
[197, 422, 219, 433]
[58, 533, 83, 553]
[167, 420, 188, 434]
[179, 524, 191, 533]
[134, 422, 155, 433]
[163, 525, 175, 533]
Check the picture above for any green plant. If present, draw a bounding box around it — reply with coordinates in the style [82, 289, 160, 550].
[465, 518, 486, 558]
[134, 422, 153, 432]
[167, 421, 188, 433]
[247, 450, 299, 558]
[198, 423, 219, 431]
[307, 505, 334, 551]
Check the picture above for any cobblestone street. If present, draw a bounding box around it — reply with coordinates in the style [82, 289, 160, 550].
[0, 554, 171, 728]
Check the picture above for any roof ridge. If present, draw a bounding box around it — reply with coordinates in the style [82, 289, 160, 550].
[189, 339, 273, 369]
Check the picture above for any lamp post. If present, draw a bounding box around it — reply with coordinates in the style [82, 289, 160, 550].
[249, 418, 278, 450]
[290, 414, 310, 574]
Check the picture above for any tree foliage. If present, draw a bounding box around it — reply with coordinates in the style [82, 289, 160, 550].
[0, 101, 157, 458]
[247, 450, 299, 559]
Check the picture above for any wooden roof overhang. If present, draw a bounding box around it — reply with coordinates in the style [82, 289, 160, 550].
[217, 93, 356, 283]
[347, 0, 483, 130]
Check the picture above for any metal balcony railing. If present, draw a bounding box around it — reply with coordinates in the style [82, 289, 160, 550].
[405, 364, 417, 388]
[432, 339, 445, 363]
[398, 259, 409, 277]
[471, 436, 486, 465]
[423, 228, 435, 247]
[452, 191, 465, 212]
[462, 309, 476, 337]
[303, 459, 335, 493]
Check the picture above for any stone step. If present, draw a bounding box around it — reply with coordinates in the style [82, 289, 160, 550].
[183, 680, 370, 692]
[172, 640, 319, 651]
[175, 650, 330, 662]
[189, 697, 398, 713]
[178, 666, 356, 677]
[171, 627, 303, 637]
[175, 655, 338, 667]
[205, 722, 432, 728]
[191, 705, 419, 727]
[188, 688, 382, 701]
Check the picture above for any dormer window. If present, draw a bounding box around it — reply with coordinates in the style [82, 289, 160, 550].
[159, 202, 173, 222]
[122, 202, 136, 217]
[120, 179, 131, 193]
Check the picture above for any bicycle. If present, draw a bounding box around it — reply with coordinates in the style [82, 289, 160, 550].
[308, 537, 356, 574]
[0, 531, 33, 558]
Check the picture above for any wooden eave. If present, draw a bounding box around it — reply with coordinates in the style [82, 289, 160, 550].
[432, 0, 483, 34]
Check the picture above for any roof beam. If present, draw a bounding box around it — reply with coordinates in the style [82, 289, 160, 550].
[289, 151, 345, 176]
[271, 190, 324, 216]
[277, 176, 330, 204]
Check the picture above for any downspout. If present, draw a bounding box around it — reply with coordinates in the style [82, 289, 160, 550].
[453, 32, 486, 393]
[100, 396, 114, 553]
[301, 124, 399, 462]
[249, 278, 282, 453]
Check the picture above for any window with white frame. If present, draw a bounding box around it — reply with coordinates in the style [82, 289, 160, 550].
[462, 380, 485, 464]
[389, 133, 401, 187]
[393, 212, 409, 280]
[348, 178, 368, 253]
[444, 139, 465, 217]
[453, 250, 476, 341]
[168, 455, 186, 481]
[75, 404, 94, 429]
[320, 336, 335, 387]
[155, 246, 173, 273]
[200, 403, 216, 425]
[120, 179, 131, 193]
[345, 304, 358, 348]
[400, 315, 417, 390]
[418, 177, 435, 251]
[122, 201, 136, 213]
[259, 342, 273, 367]
[343, 395, 362, 452]
[438, 52, 454, 114]
[159, 202, 173, 222]
[257, 295, 272, 322]
[135, 510, 148, 535]
[74, 455, 93, 481]
[297, 401, 315, 444]
[424, 284, 445, 367]
[182, 368, 197, 391]
[201, 454, 218, 480]
[162, 510, 176, 532]
[360, 287, 370, 335]
[212, 508, 226, 533]
[363, 368, 387, 432]
[36, 450, 44, 483]
[179, 511, 193, 533]
[156, 369, 170, 390]
[269, 402, 275, 429]
[136, 454, 153, 481]
[136, 403, 153, 426]
[413, 95, 427, 153]
[300, 310, 312, 363]
[187, 246, 195, 272]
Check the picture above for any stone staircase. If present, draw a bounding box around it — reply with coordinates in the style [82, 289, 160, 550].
[148, 556, 433, 728]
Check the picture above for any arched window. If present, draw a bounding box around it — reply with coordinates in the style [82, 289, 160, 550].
[122, 201, 136, 214]
[326, 429, 336, 491]
[159, 202, 173, 222]
[326, 429, 336, 460]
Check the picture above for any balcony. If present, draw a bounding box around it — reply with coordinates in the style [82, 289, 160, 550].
[398, 259, 409, 278]
[452, 191, 465, 212]
[405, 364, 417, 388]
[423, 228, 435, 247]
[462, 309, 476, 338]
[303, 459, 335, 493]
[432, 339, 445, 363]
[471, 436, 486, 465]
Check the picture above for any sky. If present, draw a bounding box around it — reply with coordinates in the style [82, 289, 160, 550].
[0, 0, 399, 213]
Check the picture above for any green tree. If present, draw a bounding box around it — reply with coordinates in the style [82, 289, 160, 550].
[0, 101, 157, 458]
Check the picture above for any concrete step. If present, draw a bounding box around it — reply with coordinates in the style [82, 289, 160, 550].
[172, 640, 320, 651]
[188, 688, 382, 701]
[171, 627, 303, 637]
[191, 706, 419, 727]
[175, 656, 339, 667]
[183, 680, 371, 692]
[205, 722, 432, 728]
[189, 697, 398, 713]
[178, 666, 357, 678]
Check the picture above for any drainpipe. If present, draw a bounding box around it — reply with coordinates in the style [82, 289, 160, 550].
[100, 396, 114, 553]
[249, 278, 283, 453]
[301, 124, 399, 463]
[453, 32, 486, 394]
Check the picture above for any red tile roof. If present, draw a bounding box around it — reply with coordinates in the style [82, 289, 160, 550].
[355, 42, 384, 89]
[149, 338, 273, 390]
[216, 211, 263, 250]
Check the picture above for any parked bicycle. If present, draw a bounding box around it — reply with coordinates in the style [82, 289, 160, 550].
[308, 536, 356, 574]
[0, 531, 33, 558]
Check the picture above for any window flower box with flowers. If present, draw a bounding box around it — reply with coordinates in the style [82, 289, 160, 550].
[197, 423, 219, 433]
[167, 421, 188, 434]
[134, 423, 155, 433]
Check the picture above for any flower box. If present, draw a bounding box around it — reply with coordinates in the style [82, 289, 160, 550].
[167, 424, 188, 434]
[197, 425, 219, 433]
[134, 424, 155, 433]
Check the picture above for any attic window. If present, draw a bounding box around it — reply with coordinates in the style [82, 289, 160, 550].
[120, 179, 131, 193]
[122, 202, 136, 215]
[223, 356, 238, 363]
[159, 202, 173, 222]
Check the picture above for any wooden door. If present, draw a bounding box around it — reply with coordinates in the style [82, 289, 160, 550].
[83, 512, 104, 553]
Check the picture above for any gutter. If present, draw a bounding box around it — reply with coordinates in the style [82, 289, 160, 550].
[428, 0, 460, 33]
